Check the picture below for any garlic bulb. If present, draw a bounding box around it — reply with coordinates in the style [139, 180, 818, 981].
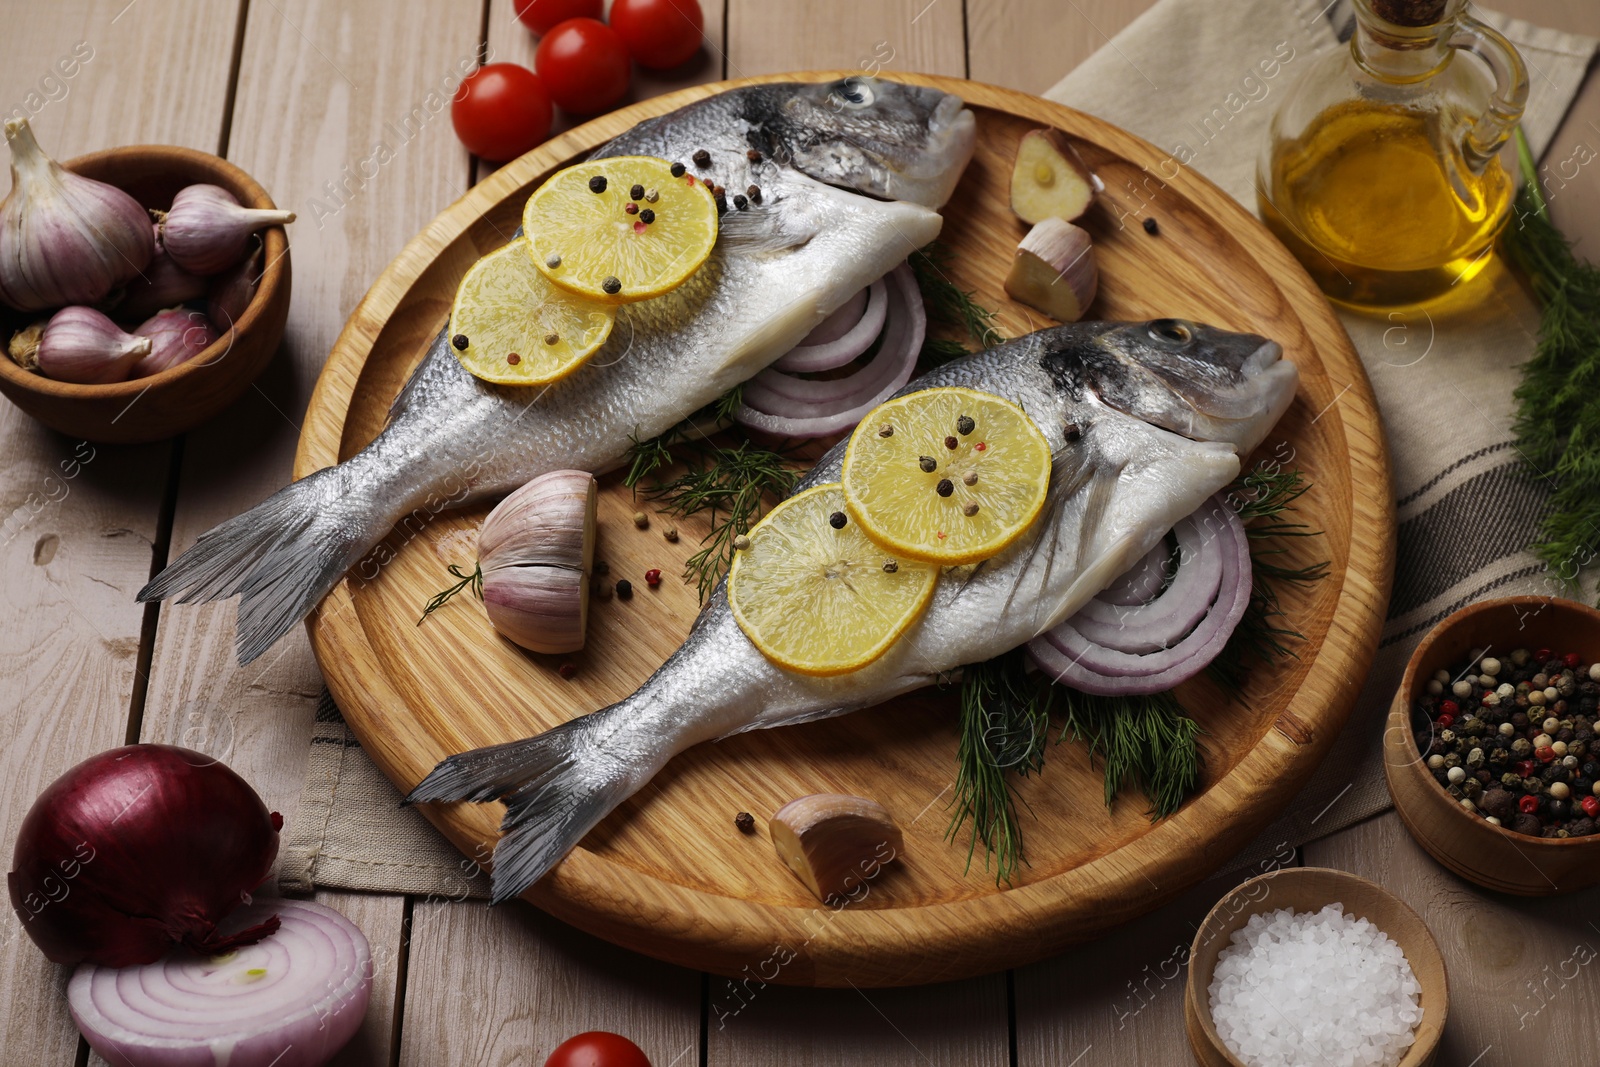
[118, 235, 208, 322]
[161, 184, 294, 275]
[0, 118, 155, 311]
[25, 306, 150, 384]
[478, 470, 597, 654]
[131, 307, 219, 378]
[206, 243, 261, 331]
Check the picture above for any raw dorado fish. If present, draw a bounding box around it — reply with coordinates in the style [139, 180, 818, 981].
[409, 319, 1300, 903]
[140, 78, 977, 663]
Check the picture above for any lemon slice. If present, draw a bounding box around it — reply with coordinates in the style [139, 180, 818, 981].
[448, 237, 616, 386]
[842, 387, 1052, 566]
[729, 484, 937, 677]
[524, 155, 718, 304]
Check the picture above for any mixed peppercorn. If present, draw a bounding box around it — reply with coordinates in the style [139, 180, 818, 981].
[1413, 647, 1600, 838]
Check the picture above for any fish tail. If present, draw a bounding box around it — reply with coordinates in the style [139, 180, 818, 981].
[405, 705, 646, 905]
[138, 455, 401, 665]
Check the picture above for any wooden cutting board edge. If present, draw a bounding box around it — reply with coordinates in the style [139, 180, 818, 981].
[296, 72, 1396, 987]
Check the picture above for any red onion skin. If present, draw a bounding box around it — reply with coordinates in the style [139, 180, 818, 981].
[7, 744, 282, 967]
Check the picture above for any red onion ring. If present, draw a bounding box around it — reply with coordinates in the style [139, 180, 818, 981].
[1070, 514, 1225, 653]
[774, 280, 885, 371]
[1098, 540, 1170, 606]
[1028, 497, 1252, 695]
[69, 897, 372, 1067]
[736, 263, 925, 438]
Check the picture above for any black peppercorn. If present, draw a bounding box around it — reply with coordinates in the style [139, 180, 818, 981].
[936, 478, 954, 497]
[452, 333, 469, 350]
[1142, 216, 1160, 235]
[733, 194, 748, 210]
[1064, 423, 1082, 442]
[602, 276, 622, 295]
[693, 149, 711, 167]
[957, 415, 975, 435]
[670, 161, 686, 177]
[588, 175, 607, 193]
[630, 183, 645, 200]
[734, 812, 756, 834]
[944, 435, 958, 450]
[714, 194, 727, 213]
[1514, 813, 1544, 835]
[615, 579, 633, 599]
[829, 511, 847, 529]
[639, 208, 656, 224]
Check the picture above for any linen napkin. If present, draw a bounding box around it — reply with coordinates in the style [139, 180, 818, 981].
[282, 0, 1598, 898]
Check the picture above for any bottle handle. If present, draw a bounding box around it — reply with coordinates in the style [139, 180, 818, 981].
[1449, 14, 1529, 170]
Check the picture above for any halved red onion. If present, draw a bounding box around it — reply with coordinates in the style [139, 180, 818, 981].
[1028, 496, 1252, 695]
[1070, 515, 1224, 653]
[772, 277, 888, 373]
[1098, 540, 1170, 606]
[735, 262, 925, 439]
[69, 897, 372, 1067]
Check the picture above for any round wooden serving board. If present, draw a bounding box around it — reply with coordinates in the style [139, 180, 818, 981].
[297, 73, 1394, 987]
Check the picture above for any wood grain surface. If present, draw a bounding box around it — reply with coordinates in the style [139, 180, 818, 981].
[0, 0, 1594, 1063]
[293, 72, 1393, 986]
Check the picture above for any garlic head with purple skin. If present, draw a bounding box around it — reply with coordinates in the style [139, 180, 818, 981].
[131, 307, 220, 378]
[0, 118, 155, 312]
[117, 234, 208, 322]
[206, 242, 261, 332]
[476, 470, 598, 655]
[21, 305, 151, 384]
[160, 184, 294, 275]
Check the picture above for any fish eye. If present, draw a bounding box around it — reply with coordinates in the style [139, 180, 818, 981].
[832, 79, 874, 108]
[1148, 320, 1193, 345]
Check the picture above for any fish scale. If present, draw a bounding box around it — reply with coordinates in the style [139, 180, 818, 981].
[139, 78, 977, 664]
[409, 319, 1300, 903]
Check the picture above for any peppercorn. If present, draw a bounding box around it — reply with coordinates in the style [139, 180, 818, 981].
[1142, 217, 1160, 235]
[692, 149, 711, 167]
[629, 183, 644, 201]
[593, 560, 610, 576]
[625, 202, 639, 214]
[644, 568, 662, 587]
[956, 414, 975, 436]
[733, 194, 748, 210]
[602, 276, 622, 295]
[732, 534, 751, 551]
[882, 561, 898, 573]
[1512, 738, 1533, 758]
[1480, 788, 1516, 821]
[1064, 423, 1082, 443]
[944, 435, 959, 450]
[714, 194, 727, 213]
[1571, 817, 1596, 837]
[664, 526, 679, 543]
[1514, 813, 1544, 835]
[746, 148, 762, 163]
[640, 208, 656, 224]
[963, 470, 978, 486]
[936, 478, 954, 497]
[545, 253, 562, 268]
[963, 502, 980, 517]
[615, 579, 633, 599]
[918, 455, 937, 473]
[670, 161, 687, 177]
[558, 662, 577, 679]
[1583, 796, 1600, 819]
[633, 511, 649, 529]
[1519, 794, 1541, 814]
[878, 424, 894, 437]
[452, 333, 469, 350]
[829, 511, 847, 529]
[735, 811, 756, 833]
[747, 184, 761, 203]
[1550, 798, 1573, 821]
[588, 175, 607, 193]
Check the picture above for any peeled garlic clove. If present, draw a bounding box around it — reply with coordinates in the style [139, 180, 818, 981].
[769, 793, 903, 904]
[1003, 218, 1098, 323]
[161, 184, 294, 275]
[130, 307, 219, 378]
[118, 242, 208, 323]
[206, 243, 262, 332]
[0, 118, 155, 312]
[32, 306, 150, 384]
[479, 470, 597, 654]
[1010, 128, 1098, 225]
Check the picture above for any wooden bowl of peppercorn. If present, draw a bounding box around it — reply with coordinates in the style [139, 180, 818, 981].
[1384, 595, 1600, 896]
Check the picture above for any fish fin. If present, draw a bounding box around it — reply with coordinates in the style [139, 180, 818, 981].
[406, 708, 642, 905]
[139, 455, 398, 665]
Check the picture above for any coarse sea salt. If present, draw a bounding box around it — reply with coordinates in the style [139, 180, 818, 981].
[1208, 904, 1423, 1067]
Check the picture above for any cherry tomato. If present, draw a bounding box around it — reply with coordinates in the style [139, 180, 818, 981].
[535, 18, 632, 114]
[544, 1031, 651, 1067]
[514, 0, 603, 35]
[451, 63, 552, 162]
[610, 0, 705, 70]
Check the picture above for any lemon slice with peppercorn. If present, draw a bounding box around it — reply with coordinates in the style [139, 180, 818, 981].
[524, 155, 719, 304]
[728, 483, 937, 677]
[448, 236, 616, 386]
[842, 387, 1052, 566]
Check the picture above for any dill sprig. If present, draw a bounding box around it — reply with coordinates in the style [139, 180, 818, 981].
[1504, 126, 1600, 583]
[910, 242, 1005, 354]
[1056, 687, 1201, 818]
[947, 650, 1053, 883]
[417, 562, 483, 624]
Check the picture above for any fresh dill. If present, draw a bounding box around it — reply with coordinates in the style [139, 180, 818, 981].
[947, 649, 1053, 883]
[1057, 687, 1200, 818]
[417, 562, 483, 624]
[1504, 126, 1600, 583]
[910, 241, 1005, 352]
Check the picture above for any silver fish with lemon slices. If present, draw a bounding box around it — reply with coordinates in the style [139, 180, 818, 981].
[138, 77, 977, 664]
[409, 318, 1300, 904]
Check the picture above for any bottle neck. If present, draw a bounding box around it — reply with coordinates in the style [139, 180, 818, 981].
[1351, 0, 1459, 83]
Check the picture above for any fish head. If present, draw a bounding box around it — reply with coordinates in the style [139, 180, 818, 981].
[1043, 319, 1299, 454]
[765, 77, 976, 208]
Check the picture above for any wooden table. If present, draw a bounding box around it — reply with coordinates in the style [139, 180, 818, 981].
[2, 2, 1596, 1064]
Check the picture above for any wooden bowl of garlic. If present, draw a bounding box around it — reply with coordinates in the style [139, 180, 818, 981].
[0, 121, 291, 444]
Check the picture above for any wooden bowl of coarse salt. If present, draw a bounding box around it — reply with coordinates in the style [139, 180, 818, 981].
[1183, 867, 1447, 1067]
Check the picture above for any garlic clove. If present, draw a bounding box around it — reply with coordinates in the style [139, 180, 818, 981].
[33, 305, 150, 384]
[0, 118, 155, 312]
[161, 184, 294, 275]
[206, 242, 262, 332]
[769, 793, 903, 904]
[117, 241, 208, 323]
[130, 307, 219, 378]
[1010, 128, 1097, 225]
[478, 470, 598, 654]
[1003, 218, 1098, 323]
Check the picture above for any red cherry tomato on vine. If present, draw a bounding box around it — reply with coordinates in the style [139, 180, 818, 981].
[451, 63, 552, 162]
[514, 0, 603, 35]
[544, 1031, 652, 1067]
[610, 0, 705, 70]
[535, 18, 632, 114]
